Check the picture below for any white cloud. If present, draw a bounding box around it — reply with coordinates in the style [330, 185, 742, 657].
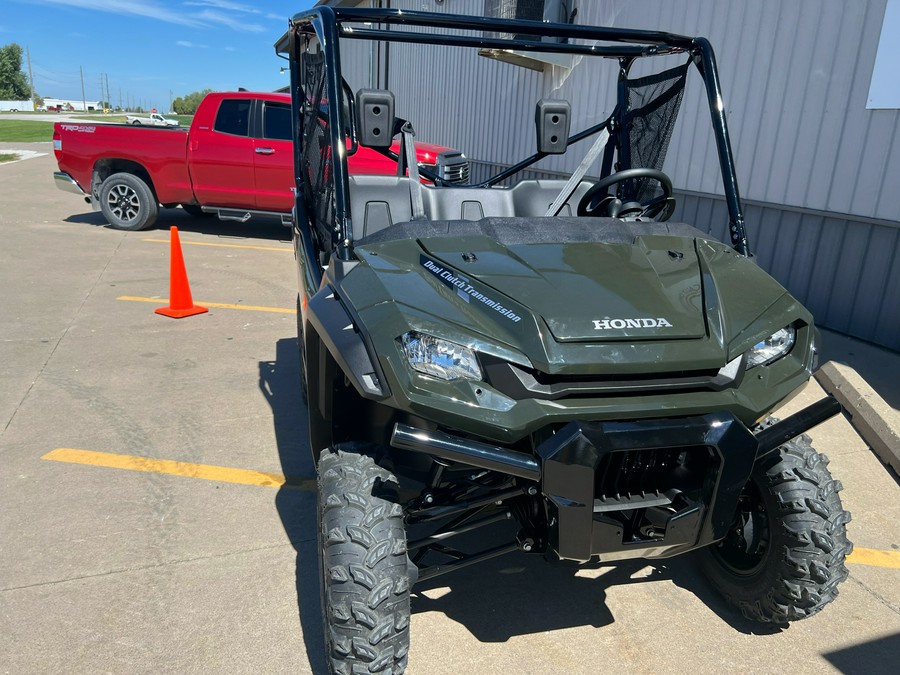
[176, 40, 208, 48]
[24, 0, 265, 31]
[30, 0, 206, 28]
[183, 0, 259, 13]
[193, 8, 264, 32]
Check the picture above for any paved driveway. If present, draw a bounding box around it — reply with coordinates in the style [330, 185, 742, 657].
[1, 148, 898, 674]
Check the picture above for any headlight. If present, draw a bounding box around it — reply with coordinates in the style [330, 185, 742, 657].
[746, 326, 796, 368]
[399, 332, 482, 381]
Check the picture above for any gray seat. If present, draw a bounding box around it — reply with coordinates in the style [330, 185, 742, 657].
[347, 176, 598, 240]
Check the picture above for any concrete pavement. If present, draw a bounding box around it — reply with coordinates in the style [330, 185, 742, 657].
[1, 146, 898, 674]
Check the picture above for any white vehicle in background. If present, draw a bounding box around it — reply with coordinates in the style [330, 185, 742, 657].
[0, 100, 35, 112]
[125, 112, 179, 127]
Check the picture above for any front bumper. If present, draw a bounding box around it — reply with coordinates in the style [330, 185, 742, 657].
[392, 397, 841, 563]
[537, 412, 757, 561]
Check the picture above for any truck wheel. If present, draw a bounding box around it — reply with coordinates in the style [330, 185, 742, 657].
[700, 434, 852, 623]
[99, 173, 158, 231]
[132, 120, 141, 125]
[318, 446, 410, 674]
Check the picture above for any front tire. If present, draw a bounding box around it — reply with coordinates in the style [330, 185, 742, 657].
[99, 172, 158, 231]
[318, 446, 410, 674]
[700, 434, 852, 623]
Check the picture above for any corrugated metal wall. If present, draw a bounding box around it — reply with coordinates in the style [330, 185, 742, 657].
[334, 0, 900, 350]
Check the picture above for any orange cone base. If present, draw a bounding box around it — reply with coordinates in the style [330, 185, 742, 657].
[155, 304, 208, 319]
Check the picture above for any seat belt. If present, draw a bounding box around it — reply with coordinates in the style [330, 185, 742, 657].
[545, 127, 610, 217]
[401, 122, 426, 220]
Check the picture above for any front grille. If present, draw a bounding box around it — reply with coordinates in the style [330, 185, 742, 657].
[594, 446, 711, 512]
[482, 356, 743, 400]
[438, 152, 469, 184]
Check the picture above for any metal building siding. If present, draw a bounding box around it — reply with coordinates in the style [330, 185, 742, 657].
[572, 1, 899, 221]
[676, 194, 900, 349]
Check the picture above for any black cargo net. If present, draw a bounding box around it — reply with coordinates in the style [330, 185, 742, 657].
[299, 50, 335, 254]
[619, 61, 690, 203]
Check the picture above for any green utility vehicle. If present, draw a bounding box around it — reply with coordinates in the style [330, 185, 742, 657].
[277, 8, 852, 673]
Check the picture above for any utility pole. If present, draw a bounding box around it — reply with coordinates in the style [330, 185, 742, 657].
[106, 75, 111, 111]
[26, 46, 36, 109]
[80, 65, 86, 113]
[99, 73, 104, 108]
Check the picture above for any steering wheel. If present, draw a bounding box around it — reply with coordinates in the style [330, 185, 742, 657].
[577, 168, 675, 221]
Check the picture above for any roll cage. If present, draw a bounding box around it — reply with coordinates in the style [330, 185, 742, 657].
[275, 6, 749, 270]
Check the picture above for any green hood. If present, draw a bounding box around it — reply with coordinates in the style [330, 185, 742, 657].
[422, 235, 706, 342]
[347, 232, 794, 375]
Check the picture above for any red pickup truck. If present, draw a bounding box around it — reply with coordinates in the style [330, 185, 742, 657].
[53, 91, 468, 231]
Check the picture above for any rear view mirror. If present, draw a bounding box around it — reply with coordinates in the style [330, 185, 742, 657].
[535, 99, 570, 154]
[355, 89, 395, 148]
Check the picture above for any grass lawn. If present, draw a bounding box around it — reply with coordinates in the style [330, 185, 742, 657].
[0, 152, 19, 163]
[0, 120, 55, 142]
[76, 115, 129, 123]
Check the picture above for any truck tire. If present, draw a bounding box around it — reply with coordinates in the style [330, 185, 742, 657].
[318, 445, 410, 674]
[700, 433, 852, 623]
[132, 120, 141, 125]
[99, 172, 159, 231]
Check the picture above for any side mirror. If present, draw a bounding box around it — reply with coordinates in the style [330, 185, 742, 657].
[535, 99, 570, 154]
[355, 89, 395, 148]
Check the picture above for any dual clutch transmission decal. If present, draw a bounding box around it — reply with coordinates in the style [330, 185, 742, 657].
[421, 255, 522, 323]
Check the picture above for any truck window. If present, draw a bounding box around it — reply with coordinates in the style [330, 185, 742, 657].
[262, 102, 292, 141]
[214, 99, 251, 136]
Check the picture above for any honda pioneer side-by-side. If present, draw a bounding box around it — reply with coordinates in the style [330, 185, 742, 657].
[276, 8, 852, 673]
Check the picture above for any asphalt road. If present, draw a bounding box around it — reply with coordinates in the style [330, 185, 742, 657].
[1, 145, 898, 674]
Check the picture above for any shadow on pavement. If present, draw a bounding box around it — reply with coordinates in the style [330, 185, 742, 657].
[822, 631, 900, 674]
[65, 207, 292, 242]
[259, 337, 326, 674]
[411, 531, 781, 640]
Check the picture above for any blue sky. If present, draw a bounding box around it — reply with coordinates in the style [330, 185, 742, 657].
[2, 0, 317, 111]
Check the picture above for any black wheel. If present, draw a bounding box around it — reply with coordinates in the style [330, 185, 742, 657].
[99, 172, 158, 231]
[700, 433, 852, 623]
[132, 120, 141, 125]
[180, 203, 209, 218]
[318, 446, 410, 674]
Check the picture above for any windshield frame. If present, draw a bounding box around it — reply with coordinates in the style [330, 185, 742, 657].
[276, 6, 748, 262]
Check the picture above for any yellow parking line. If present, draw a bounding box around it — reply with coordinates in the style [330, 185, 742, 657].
[42, 448, 314, 490]
[143, 238, 291, 252]
[117, 296, 295, 314]
[847, 547, 900, 569]
[36, 448, 900, 570]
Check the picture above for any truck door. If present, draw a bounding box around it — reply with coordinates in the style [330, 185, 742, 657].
[189, 98, 257, 208]
[254, 100, 294, 212]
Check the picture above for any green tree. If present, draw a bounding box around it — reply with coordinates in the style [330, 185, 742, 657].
[0, 43, 31, 100]
[172, 88, 214, 115]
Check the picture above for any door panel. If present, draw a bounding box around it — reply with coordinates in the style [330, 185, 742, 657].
[190, 98, 256, 208]
[254, 101, 295, 212]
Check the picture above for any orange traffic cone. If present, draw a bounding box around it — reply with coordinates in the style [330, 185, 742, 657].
[155, 226, 208, 319]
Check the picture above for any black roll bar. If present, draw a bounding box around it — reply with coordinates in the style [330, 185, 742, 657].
[281, 7, 751, 258]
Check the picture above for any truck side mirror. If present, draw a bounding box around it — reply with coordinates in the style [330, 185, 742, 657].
[355, 89, 395, 149]
[535, 99, 570, 154]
